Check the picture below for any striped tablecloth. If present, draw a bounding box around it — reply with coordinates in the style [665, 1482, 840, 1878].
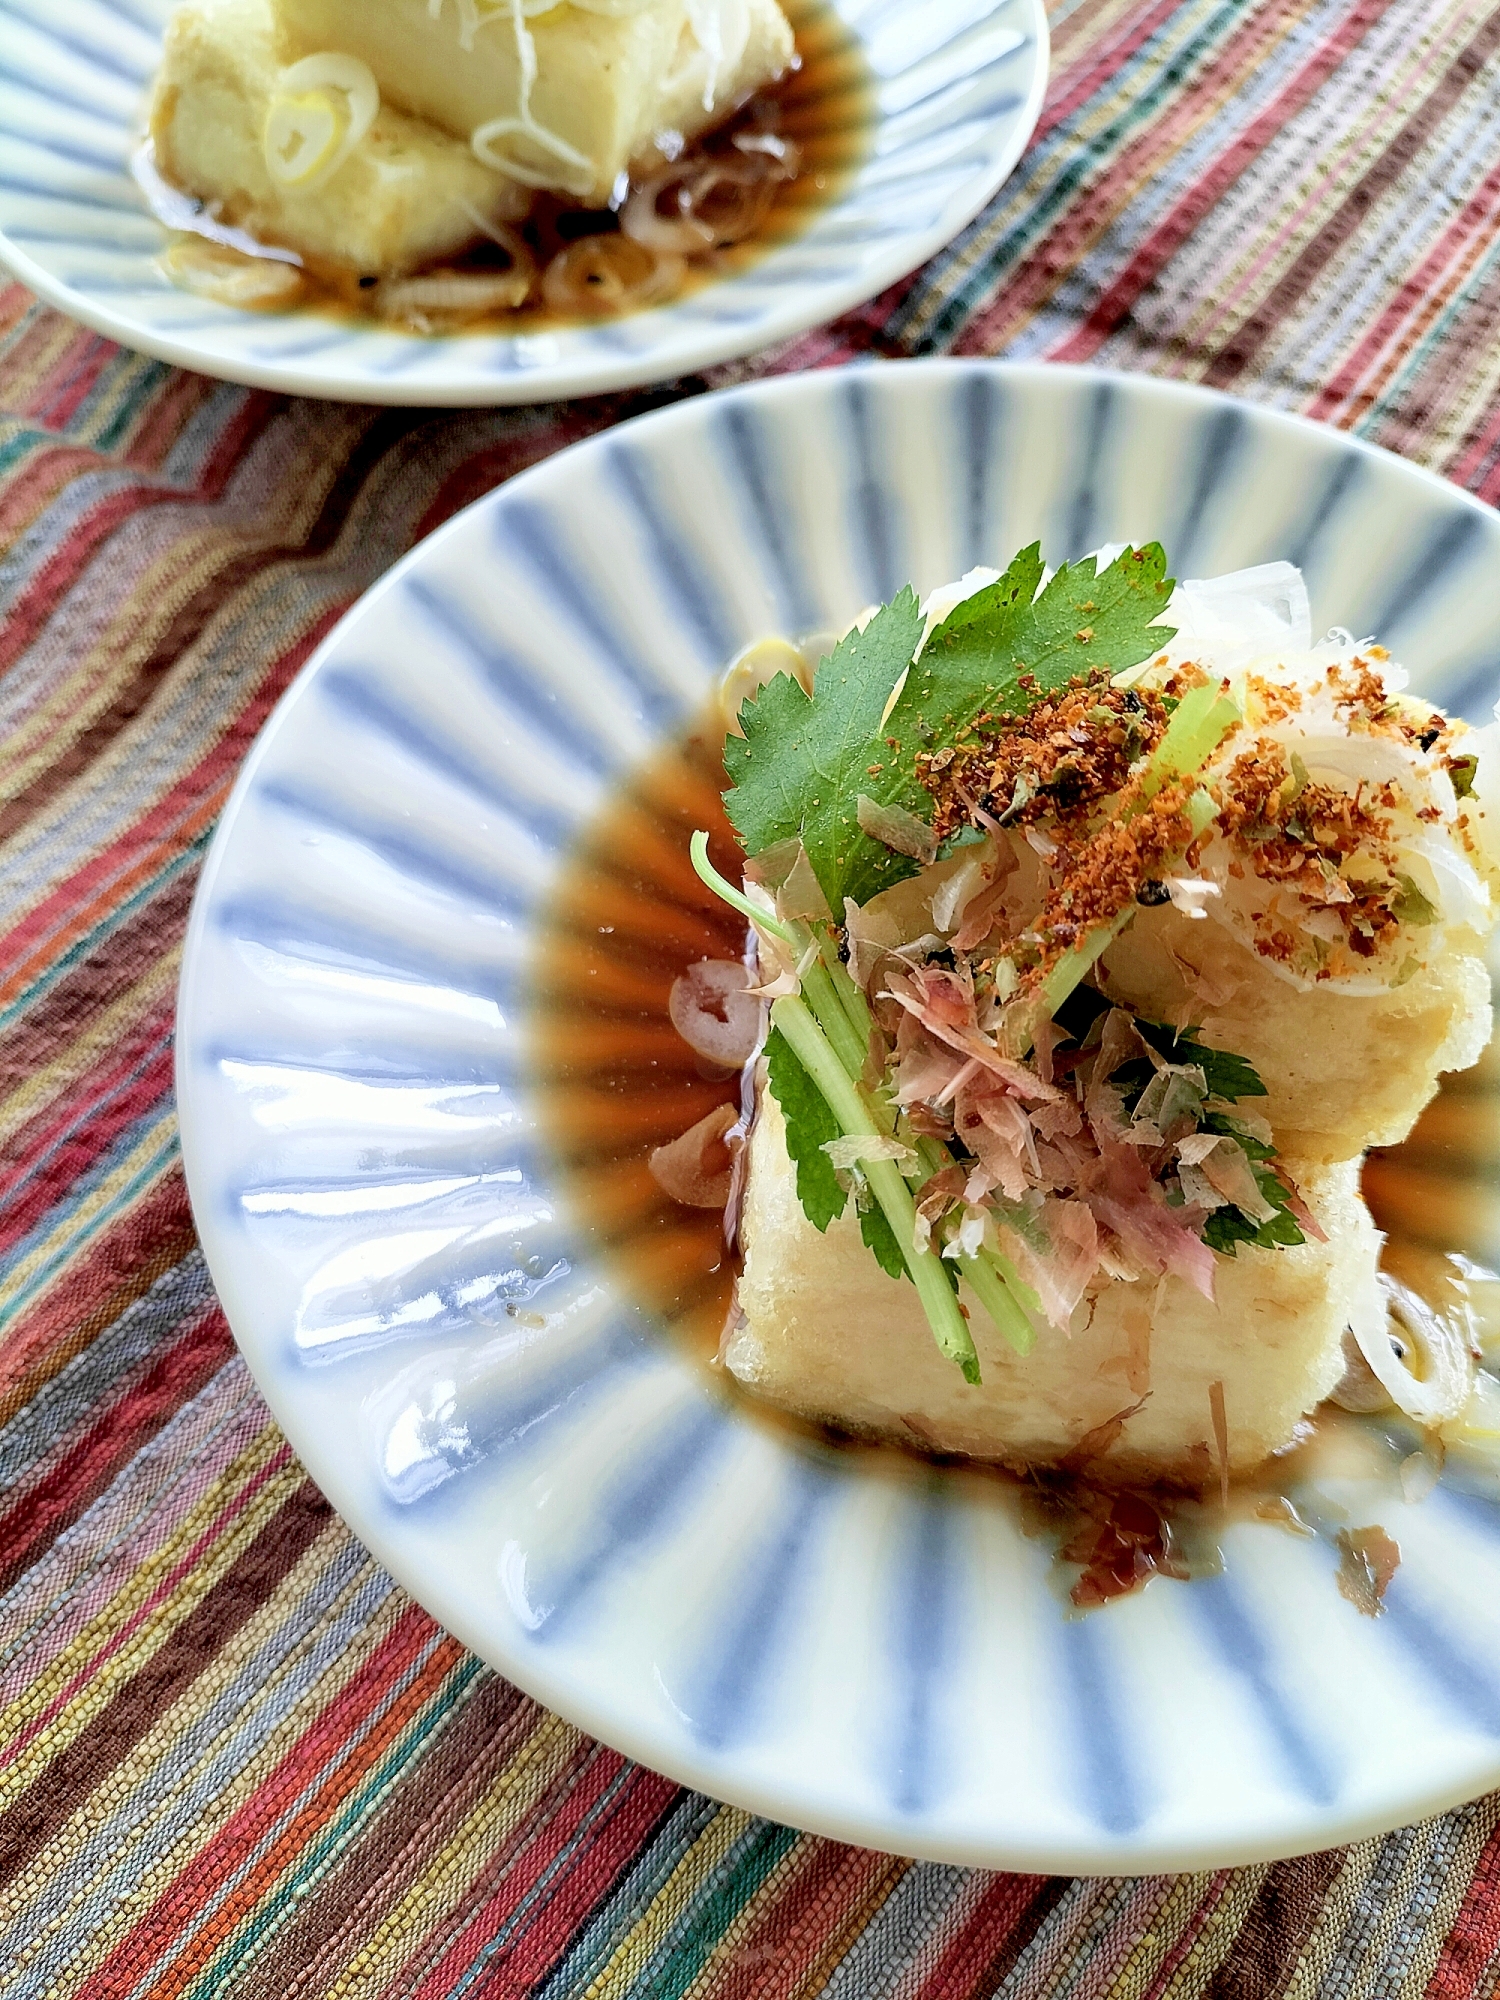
[5, 0, 1500, 1992]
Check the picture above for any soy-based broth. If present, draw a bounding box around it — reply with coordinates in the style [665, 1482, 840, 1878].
[144, 0, 872, 334]
[532, 716, 741, 1358]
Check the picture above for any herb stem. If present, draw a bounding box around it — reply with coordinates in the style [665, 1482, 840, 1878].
[801, 956, 870, 1082]
[907, 1141, 1041, 1349]
[689, 832, 801, 949]
[957, 1248, 1037, 1356]
[771, 994, 981, 1383]
[821, 945, 877, 1054]
[1036, 742, 1231, 1026]
[1037, 911, 1134, 1019]
[1138, 682, 1240, 801]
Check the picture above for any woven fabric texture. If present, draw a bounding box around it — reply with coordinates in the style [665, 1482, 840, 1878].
[5, 0, 1500, 1992]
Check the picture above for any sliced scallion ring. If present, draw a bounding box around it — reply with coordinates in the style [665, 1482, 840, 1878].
[263, 53, 380, 190]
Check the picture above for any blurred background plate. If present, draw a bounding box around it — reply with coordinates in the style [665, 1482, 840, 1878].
[177, 359, 1500, 1872]
[0, 0, 1048, 404]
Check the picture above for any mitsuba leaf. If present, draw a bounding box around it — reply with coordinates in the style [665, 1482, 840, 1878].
[722, 545, 1175, 917]
[1201, 1112, 1275, 1158]
[1201, 1162, 1306, 1254]
[860, 1202, 909, 1281]
[881, 544, 1177, 765]
[724, 589, 929, 913]
[764, 1025, 847, 1230]
[1132, 1020, 1267, 1103]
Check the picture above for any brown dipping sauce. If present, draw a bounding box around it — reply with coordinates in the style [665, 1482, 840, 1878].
[142, 0, 872, 333]
[530, 706, 1498, 1608]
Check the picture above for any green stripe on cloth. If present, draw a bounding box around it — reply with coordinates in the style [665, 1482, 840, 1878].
[180, 1654, 490, 2000]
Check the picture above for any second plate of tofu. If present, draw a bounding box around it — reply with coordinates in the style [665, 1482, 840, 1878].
[177, 361, 1500, 1872]
[0, 0, 1047, 403]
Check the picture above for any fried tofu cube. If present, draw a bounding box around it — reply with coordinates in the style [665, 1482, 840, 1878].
[1098, 905, 1493, 1165]
[149, 0, 526, 277]
[726, 1092, 1380, 1484]
[271, 0, 797, 203]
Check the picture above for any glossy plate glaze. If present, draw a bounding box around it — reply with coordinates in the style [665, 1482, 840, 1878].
[177, 361, 1500, 1872]
[0, 0, 1046, 405]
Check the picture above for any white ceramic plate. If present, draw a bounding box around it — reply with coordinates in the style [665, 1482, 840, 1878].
[0, 0, 1047, 405]
[177, 360, 1500, 1873]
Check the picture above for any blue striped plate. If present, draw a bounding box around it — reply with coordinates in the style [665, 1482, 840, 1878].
[0, 0, 1047, 405]
[178, 361, 1500, 1871]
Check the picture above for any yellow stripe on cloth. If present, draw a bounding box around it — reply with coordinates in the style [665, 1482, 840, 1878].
[0, 949, 181, 1150]
[579, 1806, 757, 2000]
[1094, 1872, 1231, 2000]
[0, 1426, 296, 1819]
[0, 1523, 395, 1993]
[0, 1109, 179, 1338]
[317, 1711, 586, 2000]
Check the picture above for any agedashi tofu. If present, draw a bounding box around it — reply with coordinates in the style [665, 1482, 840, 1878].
[1098, 898, 1492, 1164]
[729, 1096, 1378, 1485]
[271, 0, 797, 203]
[654, 550, 1500, 1491]
[150, 0, 526, 275]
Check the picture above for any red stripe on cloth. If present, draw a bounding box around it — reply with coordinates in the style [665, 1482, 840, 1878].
[0, 1171, 196, 1406]
[1038, 0, 1186, 144]
[0, 1301, 235, 1595]
[699, 1840, 906, 2000]
[0, 1015, 176, 1248]
[0, 1042, 174, 1255]
[402, 1760, 680, 2000]
[0, 442, 116, 555]
[38, 332, 127, 434]
[911, 1871, 1060, 1999]
[180, 388, 288, 492]
[0, 605, 339, 1009]
[953, 0, 1304, 357]
[0, 477, 225, 679]
[1423, 1817, 1500, 2000]
[1049, 0, 1387, 363]
[0, 279, 35, 336]
[0, 1434, 295, 1773]
[1448, 387, 1500, 494]
[0, 305, 104, 428]
[116, 369, 223, 474]
[88, 1611, 461, 2000]
[1305, 153, 1500, 422]
[409, 404, 611, 547]
[1140, 1874, 1235, 1999]
[15, 321, 102, 430]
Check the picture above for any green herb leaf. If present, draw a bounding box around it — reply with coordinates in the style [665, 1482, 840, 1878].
[881, 544, 1177, 763]
[724, 588, 928, 913]
[860, 1202, 909, 1280]
[1451, 754, 1479, 799]
[1201, 1112, 1276, 1159]
[764, 1025, 847, 1229]
[1393, 873, 1438, 926]
[1201, 1162, 1307, 1254]
[1130, 1020, 1268, 1104]
[722, 547, 1177, 917]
